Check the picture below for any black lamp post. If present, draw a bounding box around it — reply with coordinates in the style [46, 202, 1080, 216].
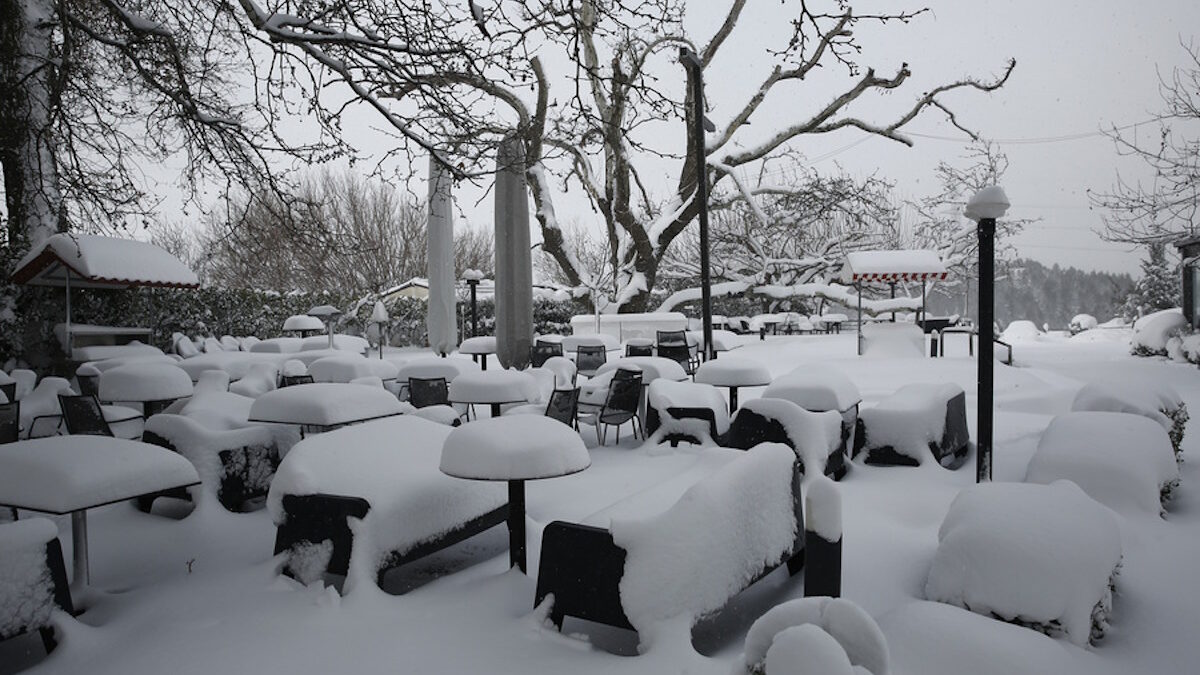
[680, 47, 717, 362]
[964, 186, 1010, 483]
[463, 269, 483, 338]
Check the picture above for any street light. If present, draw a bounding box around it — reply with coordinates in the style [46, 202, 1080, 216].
[463, 269, 484, 338]
[680, 47, 717, 362]
[964, 185, 1010, 483]
[307, 305, 343, 350]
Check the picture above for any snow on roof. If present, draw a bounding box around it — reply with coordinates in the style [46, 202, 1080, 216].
[11, 233, 200, 288]
[840, 250, 947, 284]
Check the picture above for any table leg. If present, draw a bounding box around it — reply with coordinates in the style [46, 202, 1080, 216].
[71, 510, 89, 587]
[729, 386, 739, 411]
[490, 402, 502, 418]
[508, 479, 526, 572]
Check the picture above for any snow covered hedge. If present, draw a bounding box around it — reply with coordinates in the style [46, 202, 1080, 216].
[1130, 308, 1187, 357]
[0, 518, 60, 641]
[1071, 380, 1188, 461]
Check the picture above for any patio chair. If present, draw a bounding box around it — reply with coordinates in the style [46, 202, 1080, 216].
[408, 377, 451, 409]
[0, 402, 19, 444]
[656, 330, 698, 375]
[545, 388, 581, 429]
[577, 371, 643, 445]
[279, 374, 315, 388]
[624, 343, 654, 357]
[530, 343, 564, 368]
[574, 345, 607, 378]
[58, 394, 113, 436]
[0, 382, 16, 402]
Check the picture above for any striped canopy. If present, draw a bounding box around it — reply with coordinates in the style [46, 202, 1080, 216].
[840, 250, 948, 284]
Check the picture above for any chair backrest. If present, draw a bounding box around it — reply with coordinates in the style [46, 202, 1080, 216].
[0, 401, 19, 443]
[544, 388, 580, 426]
[656, 330, 688, 347]
[408, 377, 449, 409]
[602, 372, 642, 416]
[76, 374, 100, 397]
[612, 368, 641, 383]
[575, 345, 607, 375]
[0, 382, 15, 403]
[279, 374, 315, 388]
[657, 343, 692, 370]
[57, 394, 113, 436]
[665, 406, 719, 441]
[625, 343, 653, 357]
[530, 343, 563, 368]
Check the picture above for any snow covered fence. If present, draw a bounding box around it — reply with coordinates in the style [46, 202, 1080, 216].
[925, 481, 1122, 646]
[0, 518, 73, 652]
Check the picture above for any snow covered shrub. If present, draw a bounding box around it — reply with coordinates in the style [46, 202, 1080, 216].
[1068, 314, 1098, 334]
[1071, 381, 1188, 461]
[999, 320, 1042, 342]
[1130, 308, 1187, 357]
[737, 597, 889, 675]
[0, 519, 59, 640]
[925, 481, 1122, 646]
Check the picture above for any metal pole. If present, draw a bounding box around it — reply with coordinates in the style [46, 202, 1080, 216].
[71, 510, 88, 587]
[64, 269, 72, 361]
[977, 217, 996, 483]
[856, 281, 863, 356]
[469, 280, 479, 338]
[683, 49, 715, 363]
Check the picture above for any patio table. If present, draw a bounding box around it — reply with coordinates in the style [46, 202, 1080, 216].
[694, 356, 772, 410]
[248, 382, 404, 433]
[0, 436, 199, 595]
[448, 369, 539, 418]
[99, 362, 195, 418]
[440, 416, 589, 572]
[458, 336, 498, 371]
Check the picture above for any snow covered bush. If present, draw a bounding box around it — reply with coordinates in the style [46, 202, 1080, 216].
[1130, 308, 1187, 357]
[925, 480, 1122, 646]
[1068, 314, 1098, 334]
[1071, 380, 1188, 461]
[737, 597, 889, 675]
[1026, 412, 1179, 515]
[999, 320, 1042, 342]
[0, 518, 59, 640]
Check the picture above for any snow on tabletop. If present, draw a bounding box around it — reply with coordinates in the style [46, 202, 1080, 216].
[248, 337, 302, 354]
[738, 398, 842, 474]
[1026, 412, 1178, 515]
[98, 362, 193, 401]
[350, 376, 385, 389]
[596, 356, 686, 382]
[925, 480, 1122, 646]
[281, 359, 307, 377]
[394, 356, 479, 383]
[861, 323, 924, 359]
[879, 601, 1077, 675]
[439, 415, 589, 480]
[248, 383, 402, 426]
[457, 336, 498, 354]
[1000, 320, 1043, 342]
[694, 356, 771, 387]
[0, 437, 199, 513]
[16, 233, 199, 286]
[763, 365, 861, 412]
[307, 354, 398, 383]
[859, 383, 962, 463]
[610, 443, 797, 637]
[806, 474, 843, 541]
[282, 314, 325, 332]
[1131, 308, 1186, 353]
[764, 625, 856, 675]
[0, 518, 60, 639]
[144, 414, 274, 497]
[647, 379, 731, 435]
[447, 370, 540, 404]
[267, 416, 505, 574]
[740, 596, 888, 675]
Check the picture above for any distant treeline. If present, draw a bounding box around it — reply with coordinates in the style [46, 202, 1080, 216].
[927, 258, 1136, 328]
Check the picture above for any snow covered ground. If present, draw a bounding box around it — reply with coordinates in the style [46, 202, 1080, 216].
[4, 329, 1200, 674]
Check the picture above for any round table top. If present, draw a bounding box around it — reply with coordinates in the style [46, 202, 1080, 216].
[248, 382, 404, 426]
[99, 362, 194, 402]
[693, 356, 773, 387]
[394, 356, 481, 383]
[440, 415, 590, 481]
[596, 356, 687, 383]
[458, 336, 498, 355]
[448, 369, 539, 404]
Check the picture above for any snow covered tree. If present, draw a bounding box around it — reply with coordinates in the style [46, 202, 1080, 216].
[1121, 240, 1179, 319]
[1091, 40, 1200, 244]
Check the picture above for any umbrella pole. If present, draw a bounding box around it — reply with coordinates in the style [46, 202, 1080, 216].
[65, 269, 72, 360]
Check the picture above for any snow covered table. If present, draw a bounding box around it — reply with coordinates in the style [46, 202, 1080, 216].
[694, 356, 772, 410]
[762, 366, 862, 479]
[458, 336, 498, 371]
[447, 369, 539, 419]
[98, 363, 195, 418]
[0, 437, 199, 591]
[248, 383, 403, 434]
[441, 416, 589, 572]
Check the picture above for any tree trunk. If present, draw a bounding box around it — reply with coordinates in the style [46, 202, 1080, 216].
[0, 0, 65, 252]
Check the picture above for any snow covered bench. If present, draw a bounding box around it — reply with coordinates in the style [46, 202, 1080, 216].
[644, 379, 730, 446]
[268, 416, 507, 592]
[857, 383, 969, 468]
[535, 443, 804, 641]
[925, 480, 1122, 646]
[721, 398, 844, 478]
[760, 366, 862, 479]
[0, 518, 73, 653]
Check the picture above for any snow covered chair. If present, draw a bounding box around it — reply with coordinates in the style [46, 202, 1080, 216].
[925, 480, 1122, 646]
[228, 363, 278, 398]
[171, 333, 199, 358]
[0, 370, 16, 403]
[536, 444, 804, 643]
[857, 382, 969, 468]
[19, 378, 73, 439]
[219, 335, 241, 352]
[10, 369, 37, 401]
[202, 337, 224, 353]
[0, 518, 74, 654]
[269, 416, 507, 593]
[722, 398, 844, 478]
[644, 379, 729, 447]
[761, 366, 861, 479]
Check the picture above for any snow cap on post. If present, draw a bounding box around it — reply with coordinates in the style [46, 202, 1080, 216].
[963, 185, 1010, 222]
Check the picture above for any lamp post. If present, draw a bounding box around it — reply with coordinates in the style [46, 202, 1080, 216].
[964, 186, 1010, 483]
[680, 47, 717, 362]
[463, 269, 484, 338]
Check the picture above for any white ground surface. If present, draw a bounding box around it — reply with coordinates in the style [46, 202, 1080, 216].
[4, 330, 1200, 675]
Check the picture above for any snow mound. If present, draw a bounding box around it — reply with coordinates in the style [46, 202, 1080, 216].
[732, 398, 843, 476]
[859, 383, 962, 464]
[1072, 378, 1187, 459]
[307, 355, 398, 383]
[0, 518, 60, 639]
[861, 323, 924, 359]
[440, 415, 589, 479]
[1131, 308, 1186, 354]
[647, 379, 731, 436]
[1026, 412, 1178, 515]
[765, 625, 855, 675]
[740, 596, 889, 675]
[925, 480, 1121, 645]
[1068, 314, 1098, 334]
[98, 363, 193, 402]
[999, 320, 1042, 342]
[228, 363, 278, 398]
[300, 334, 369, 353]
[763, 366, 861, 412]
[144, 414, 275, 503]
[249, 337, 302, 354]
[611, 443, 797, 635]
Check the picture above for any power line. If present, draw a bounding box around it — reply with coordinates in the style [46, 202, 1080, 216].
[907, 118, 1158, 146]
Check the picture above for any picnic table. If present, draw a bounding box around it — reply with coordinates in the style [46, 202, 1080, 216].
[440, 416, 589, 572]
[0, 437, 199, 596]
[248, 383, 404, 434]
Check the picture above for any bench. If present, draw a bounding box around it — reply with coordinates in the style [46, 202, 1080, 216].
[0, 518, 74, 654]
[535, 443, 804, 640]
[268, 415, 507, 592]
[722, 398, 845, 478]
[856, 383, 969, 468]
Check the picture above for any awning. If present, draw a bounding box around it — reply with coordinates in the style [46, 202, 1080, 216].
[840, 250, 948, 284]
[10, 233, 200, 289]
